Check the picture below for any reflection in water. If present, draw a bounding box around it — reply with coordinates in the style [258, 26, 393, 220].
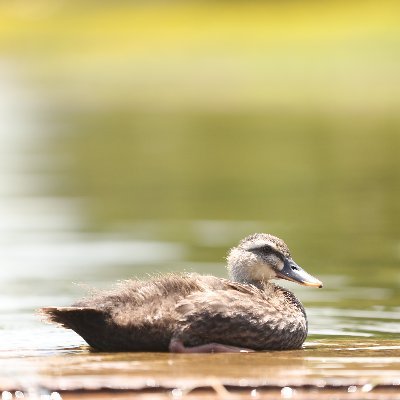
[2, 339, 400, 393]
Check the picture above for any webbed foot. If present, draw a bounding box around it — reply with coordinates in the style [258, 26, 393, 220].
[169, 339, 255, 353]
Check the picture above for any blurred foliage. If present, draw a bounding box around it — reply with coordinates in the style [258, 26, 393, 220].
[0, 0, 399, 113]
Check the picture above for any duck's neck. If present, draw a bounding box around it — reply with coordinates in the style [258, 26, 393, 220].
[227, 250, 274, 289]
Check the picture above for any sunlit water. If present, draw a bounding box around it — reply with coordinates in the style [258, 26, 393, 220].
[0, 65, 399, 395]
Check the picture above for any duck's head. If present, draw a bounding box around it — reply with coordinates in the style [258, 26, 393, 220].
[227, 233, 323, 288]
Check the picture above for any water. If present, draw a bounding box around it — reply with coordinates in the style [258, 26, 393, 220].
[1, 2, 400, 395]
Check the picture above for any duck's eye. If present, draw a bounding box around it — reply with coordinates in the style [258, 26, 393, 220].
[250, 245, 283, 259]
[260, 245, 273, 253]
[250, 245, 273, 253]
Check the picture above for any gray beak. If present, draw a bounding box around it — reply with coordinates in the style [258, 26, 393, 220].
[276, 258, 323, 288]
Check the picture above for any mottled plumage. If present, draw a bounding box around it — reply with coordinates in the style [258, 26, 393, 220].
[40, 233, 322, 352]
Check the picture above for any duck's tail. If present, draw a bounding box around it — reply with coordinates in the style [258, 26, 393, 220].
[39, 306, 110, 350]
[39, 306, 103, 328]
[39, 306, 171, 352]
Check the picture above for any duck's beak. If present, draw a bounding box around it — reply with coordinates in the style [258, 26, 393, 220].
[276, 258, 323, 288]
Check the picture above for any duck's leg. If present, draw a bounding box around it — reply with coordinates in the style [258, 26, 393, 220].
[169, 339, 255, 353]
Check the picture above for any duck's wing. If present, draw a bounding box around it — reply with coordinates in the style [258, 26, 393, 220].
[173, 286, 306, 351]
[38, 274, 210, 352]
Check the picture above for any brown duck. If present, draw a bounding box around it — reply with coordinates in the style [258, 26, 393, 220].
[40, 233, 322, 353]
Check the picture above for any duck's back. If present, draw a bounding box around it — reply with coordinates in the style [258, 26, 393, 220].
[41, 274, 226, 351]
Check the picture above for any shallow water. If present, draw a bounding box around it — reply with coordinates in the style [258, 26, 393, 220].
[1, 4, 400, 395]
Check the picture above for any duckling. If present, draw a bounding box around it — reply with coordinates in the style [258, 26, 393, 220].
[40, 233, 322, 353]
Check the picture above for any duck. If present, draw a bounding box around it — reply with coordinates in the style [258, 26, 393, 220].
[40, 233, 322, 353]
